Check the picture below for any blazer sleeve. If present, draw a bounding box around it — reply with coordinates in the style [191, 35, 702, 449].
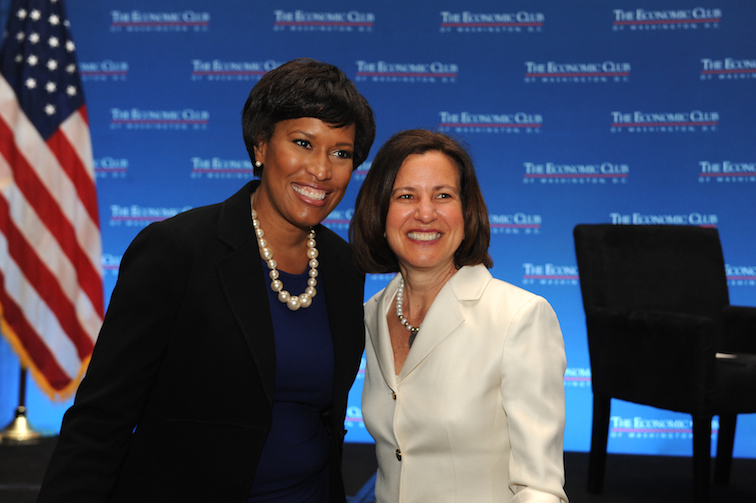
[500, 295, 569, 503]
[37, 220, 187, 503]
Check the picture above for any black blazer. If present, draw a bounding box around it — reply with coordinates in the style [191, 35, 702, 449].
[37, 181, 366, 503]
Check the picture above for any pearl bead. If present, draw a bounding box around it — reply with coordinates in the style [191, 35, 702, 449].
[287, 296, 301, 311]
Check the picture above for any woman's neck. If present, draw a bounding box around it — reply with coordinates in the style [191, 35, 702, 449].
[250, 192, 310, 274]
[398, 262, 458, 320]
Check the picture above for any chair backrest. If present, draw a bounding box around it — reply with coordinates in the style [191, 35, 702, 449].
[573, 224, 729, 319]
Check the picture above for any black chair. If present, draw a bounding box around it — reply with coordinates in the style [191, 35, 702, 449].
[573, 224, 756, 503]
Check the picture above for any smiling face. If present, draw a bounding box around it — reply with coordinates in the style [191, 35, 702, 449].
[385, 151, 465, 277]
[253, 117, 356, 233]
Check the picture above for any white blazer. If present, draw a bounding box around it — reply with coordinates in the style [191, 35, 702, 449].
[362, 264, 568, 503]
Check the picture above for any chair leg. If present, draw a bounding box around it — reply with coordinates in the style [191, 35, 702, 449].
[692, 414, 712, 503]
[714, 414, 737, 486]
[587, 394, 611, 494]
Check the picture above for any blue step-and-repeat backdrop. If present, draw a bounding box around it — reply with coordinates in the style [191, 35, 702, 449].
[1, 1, 755, 458]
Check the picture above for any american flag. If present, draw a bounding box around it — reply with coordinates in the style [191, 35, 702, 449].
[0, 0, 103, 400]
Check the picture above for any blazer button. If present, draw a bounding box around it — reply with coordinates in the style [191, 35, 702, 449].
[395, 449, 402, 461]
[392, 392, 397, 400]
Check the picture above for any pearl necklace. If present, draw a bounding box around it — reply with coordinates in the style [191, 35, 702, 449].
[396, 277, 419, 347]
[251, 206, 319, 311]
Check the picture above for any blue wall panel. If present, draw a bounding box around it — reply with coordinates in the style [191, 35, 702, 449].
[1, 1, 754, 458]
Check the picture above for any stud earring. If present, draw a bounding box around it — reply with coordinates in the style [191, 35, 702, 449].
[255, 161, 262, 168]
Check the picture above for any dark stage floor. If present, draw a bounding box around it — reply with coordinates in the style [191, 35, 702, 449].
[1, 437, 754, 502]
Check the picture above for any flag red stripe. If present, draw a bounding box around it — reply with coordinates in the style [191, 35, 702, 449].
[80, 105, 89, 126]
[0, 118, 103, 317]
[0, 195, 95, 359]
[47, 123, 100, 229]
[0, 270, 71, 390]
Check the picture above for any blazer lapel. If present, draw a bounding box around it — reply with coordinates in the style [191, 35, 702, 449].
[397, 280, 465, 383]
[365, 275, 401, 389]
[366, 271, 471, 384]
[215, 181, 277, 405]
[396, 265, 491, 383]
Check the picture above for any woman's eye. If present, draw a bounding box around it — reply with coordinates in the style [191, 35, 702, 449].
[334, 150, 353, 159]
[293, 139, 311, 148]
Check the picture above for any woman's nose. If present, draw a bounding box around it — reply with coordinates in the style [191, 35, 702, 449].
[414, 197, 436, 222]
[305, 152, 331, 180]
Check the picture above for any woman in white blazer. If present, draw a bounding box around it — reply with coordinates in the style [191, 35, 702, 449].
[349, 130, 568, 503]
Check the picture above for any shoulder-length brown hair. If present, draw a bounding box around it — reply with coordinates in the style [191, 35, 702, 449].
[349, 129, 493, 274]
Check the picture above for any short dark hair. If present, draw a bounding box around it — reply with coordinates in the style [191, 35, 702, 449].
[350, 129, 493, 273]
[242, 58, 376, 177]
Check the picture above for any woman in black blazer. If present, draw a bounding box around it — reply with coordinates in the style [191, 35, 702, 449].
[37, 58, 376, 503]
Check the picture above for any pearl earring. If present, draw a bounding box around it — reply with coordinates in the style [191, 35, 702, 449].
[255, 161, 262, 168]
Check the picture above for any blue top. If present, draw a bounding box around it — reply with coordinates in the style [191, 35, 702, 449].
[248, 263, 335, 502]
